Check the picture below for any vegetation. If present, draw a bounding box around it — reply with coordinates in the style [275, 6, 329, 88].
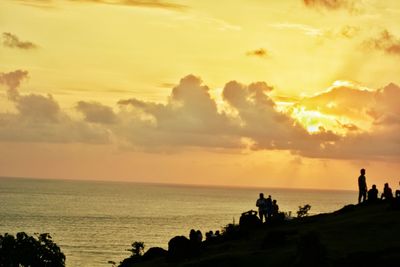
[0, 232, 65, 267]
[121, 201, 400, 267]
[296, 204, 311, 218]
[128, 241, 145, 257]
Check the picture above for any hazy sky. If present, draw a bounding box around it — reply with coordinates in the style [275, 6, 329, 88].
[1, 0, 399, 190]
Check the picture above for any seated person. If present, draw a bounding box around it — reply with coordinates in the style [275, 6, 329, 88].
[381, 183, 393, 200]
[368, 184, 378, 202]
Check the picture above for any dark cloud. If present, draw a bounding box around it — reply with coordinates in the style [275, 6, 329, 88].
[76, 101, 117, 124]
[363, 30, 400, 56]
[246, 48, 268, 58]
[2, 32, 38, 50]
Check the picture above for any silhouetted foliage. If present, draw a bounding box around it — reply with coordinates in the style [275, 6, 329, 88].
[128, 241, 145, 257]
[108, 260, 116, 267]
[0, 232, 65, 267]
[118, 241, 146, 267]
[221, 223, 241, 240]
[297, 204, 311, 218]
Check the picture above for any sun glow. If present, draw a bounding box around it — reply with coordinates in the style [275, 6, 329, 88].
[290, 106, 337, 133]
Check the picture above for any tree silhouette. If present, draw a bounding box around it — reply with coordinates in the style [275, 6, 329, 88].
[0, 232, 65, 267]
[297, 204, 311, 218]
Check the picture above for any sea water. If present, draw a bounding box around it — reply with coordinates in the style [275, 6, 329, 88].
[0, 177, 356, 266]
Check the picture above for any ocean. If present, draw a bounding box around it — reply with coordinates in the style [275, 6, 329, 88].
[0, 177, 356, 267]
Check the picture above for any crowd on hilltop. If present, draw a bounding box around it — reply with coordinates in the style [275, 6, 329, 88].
[255, 193, 280, 223]
[358, 168, 400, 204]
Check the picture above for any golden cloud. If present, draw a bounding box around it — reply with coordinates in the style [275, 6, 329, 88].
[1, 70, 399, 160]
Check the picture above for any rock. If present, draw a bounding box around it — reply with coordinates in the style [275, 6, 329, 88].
[239, 210, 261, 228]
[143, 247, 167, 260]
[168, 236, 193, 260]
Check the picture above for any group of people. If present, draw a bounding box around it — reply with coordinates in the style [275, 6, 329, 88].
[358, 168, 400, 203]
[255, 193, 279, 223]
[189, 229, 221, 244]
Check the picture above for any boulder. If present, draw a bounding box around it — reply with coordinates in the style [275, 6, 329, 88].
[168, 236, 193, 260]
[239, 210, 261, 228]
[143, 247, 167, 260]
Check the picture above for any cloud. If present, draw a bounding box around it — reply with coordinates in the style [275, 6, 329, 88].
[76, 101, 117, 124]
[2, 32, 38, 50]
[270, 23, 360, 41]
[1, 70, 399, 160]
[303, 0, 362, 13]
[291, 82, 400, 159]
[339, 25, 360, 38]
[270, 23, 322, 37]
[363, 30, 400, 56]
[105, 0, 187, 10]
[116, 75, 239, 149]
[13, 0, 187, 10]
[303, 0, 347, 9]
[0, 70, 29, 100]
[0, 70, 111, 143]
[222, 80, 339, 154]
[246, 48, 268, 58]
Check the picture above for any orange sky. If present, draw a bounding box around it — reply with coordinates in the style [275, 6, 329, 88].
[0, 0, 400, 190]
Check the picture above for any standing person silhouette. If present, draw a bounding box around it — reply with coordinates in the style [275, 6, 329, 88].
[256, 193, 267, 223]
[358, 168, 367, 203]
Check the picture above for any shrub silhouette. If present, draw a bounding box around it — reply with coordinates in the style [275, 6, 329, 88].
[297, 204, 311, 218]
[118, 241, 146, 267]
[0, 232, 65, 267]
[128, 241, 145, 257]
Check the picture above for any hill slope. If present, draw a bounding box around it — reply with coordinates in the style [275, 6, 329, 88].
[122, 201, 400, 267]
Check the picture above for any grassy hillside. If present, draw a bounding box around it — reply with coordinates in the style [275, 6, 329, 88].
[122, 201, 400, 267]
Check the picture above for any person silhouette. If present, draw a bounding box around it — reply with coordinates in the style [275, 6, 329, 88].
[272, 199, 279, 217]
[256, 193, 267, 223]
[358, 169, 367, 203]
[381, 183, 393, 200]
[266, 195, 273, 219]
[367, 184, 378, 203]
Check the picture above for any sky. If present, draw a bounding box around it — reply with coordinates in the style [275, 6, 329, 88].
[1, 0, 400, 190]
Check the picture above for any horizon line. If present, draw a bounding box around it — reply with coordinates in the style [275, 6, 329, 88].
[0, 175, 357, 192]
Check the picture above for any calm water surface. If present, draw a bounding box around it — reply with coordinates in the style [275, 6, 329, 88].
[0, 177, 356, 266]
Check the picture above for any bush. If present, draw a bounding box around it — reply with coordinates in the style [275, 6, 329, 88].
[297, 204, 311, 218]
[128, 241, 145, 257]
[118, 241, 146, 267]
[0, 232, 65, 267]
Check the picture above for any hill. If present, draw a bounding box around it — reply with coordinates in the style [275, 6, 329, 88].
[120, 201, 400, 267]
